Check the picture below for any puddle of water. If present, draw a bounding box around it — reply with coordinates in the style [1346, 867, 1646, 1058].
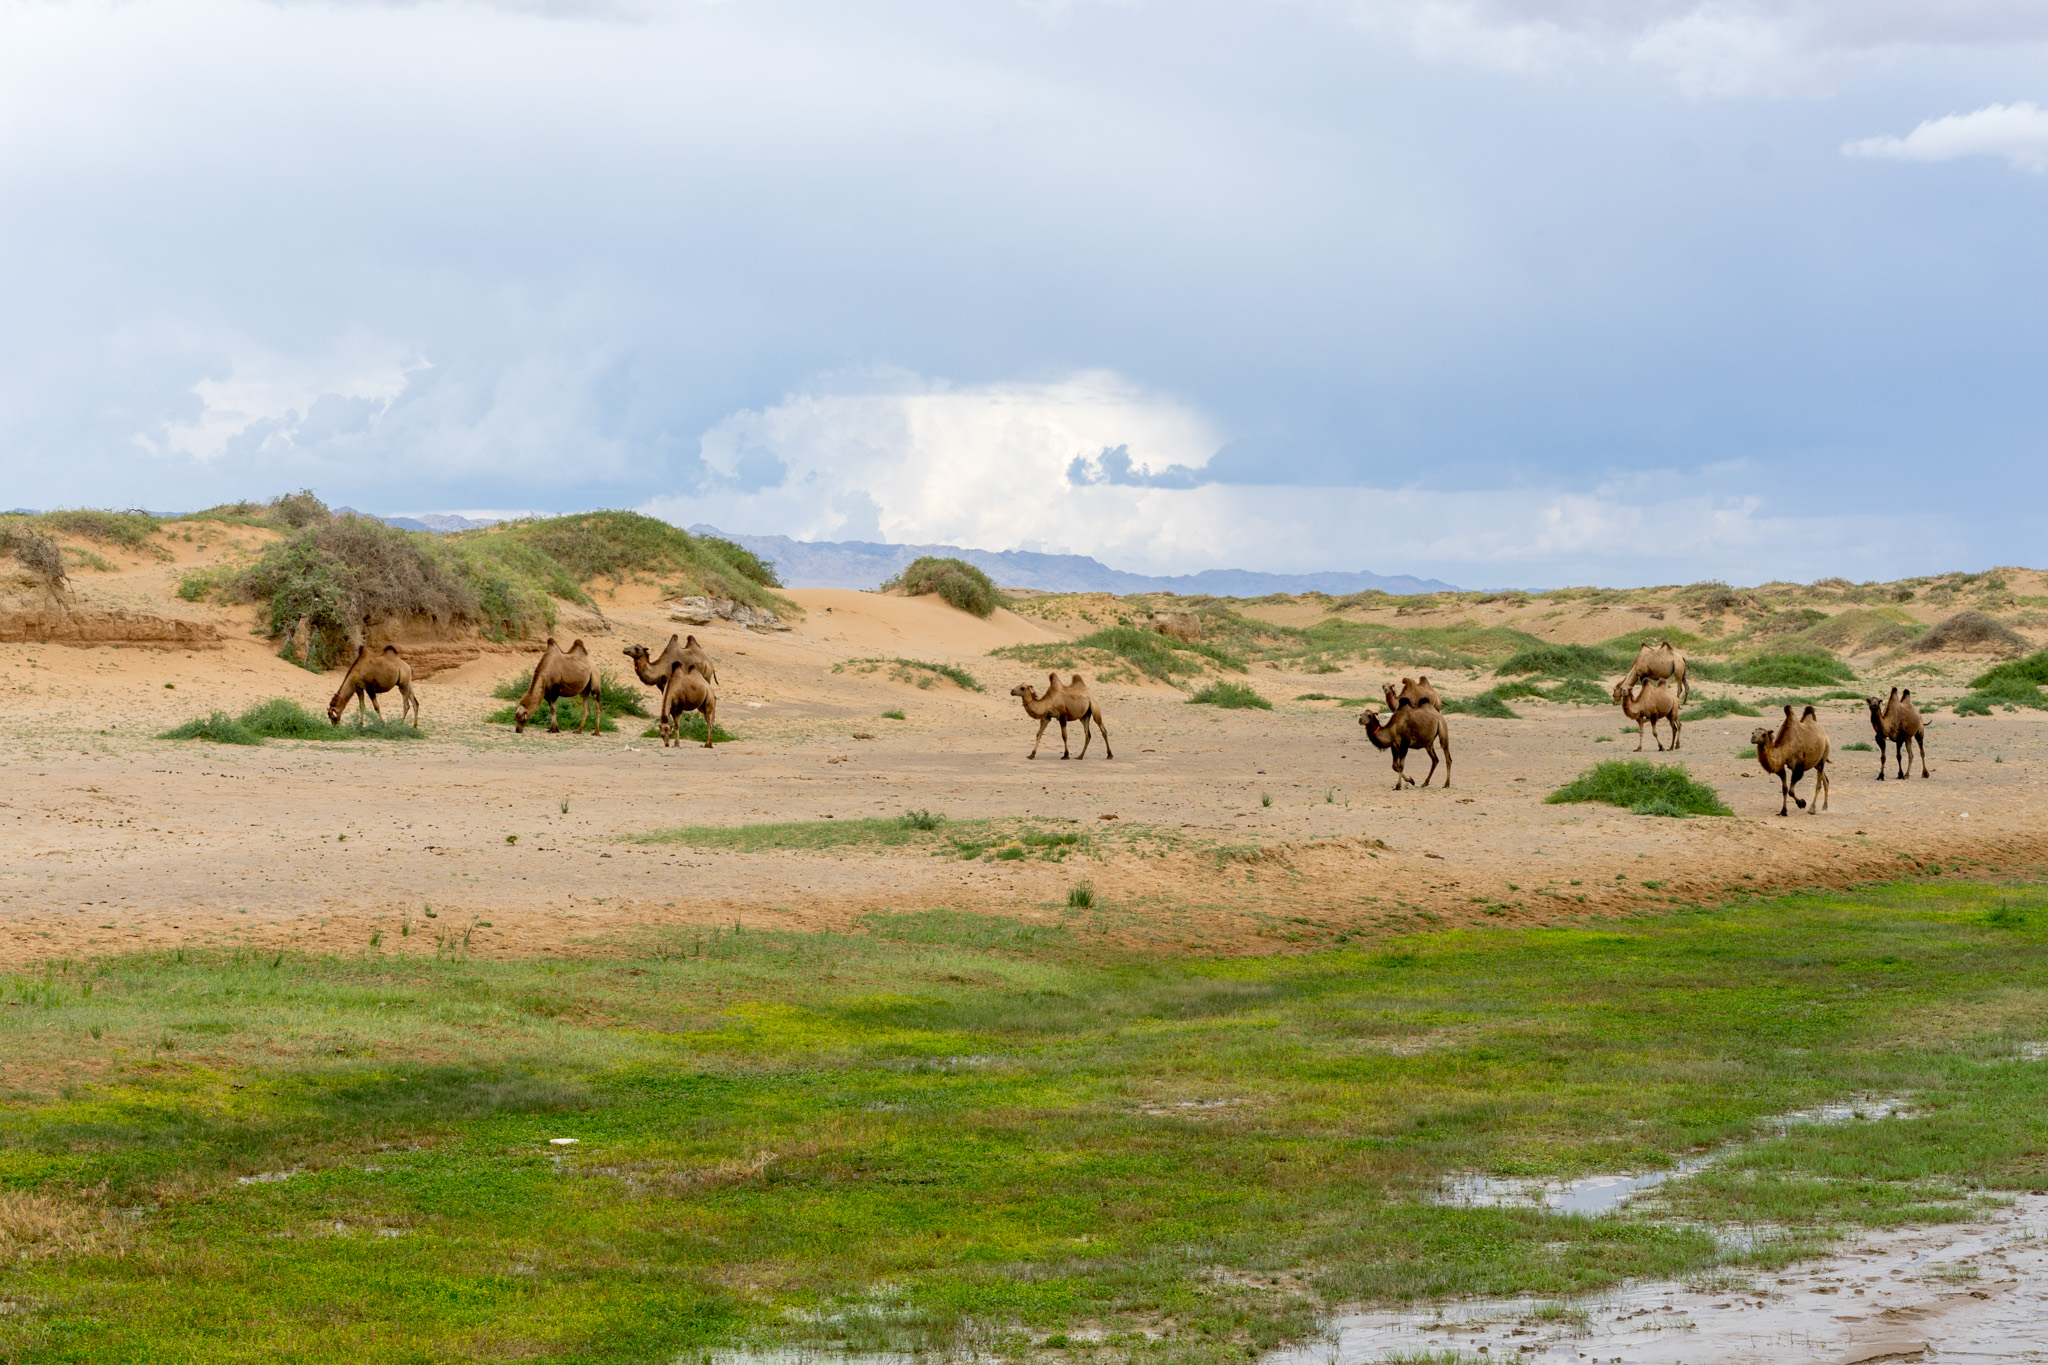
[1436, 1096, 1913, 1216]
[1262, 1193, 2048, 1365]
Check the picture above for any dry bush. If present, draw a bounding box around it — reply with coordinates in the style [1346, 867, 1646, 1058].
[1913, 611, 2026, 655]
[0, 1189, 124, 1261]
[0, 522, 68, 599]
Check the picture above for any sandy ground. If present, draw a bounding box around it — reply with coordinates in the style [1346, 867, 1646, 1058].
[5, 572, 2048, 970]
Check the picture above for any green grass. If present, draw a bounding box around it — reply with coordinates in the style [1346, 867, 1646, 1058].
[994, 626, 1244, 684]
[160, 698, 420, 744]
[630, 815, 1083, 857]
[1493, 644, 1622, 679]
[1187, 681, 1272, 709]
[1546, 760, 1734, 817]
[7, 884, 2048, 1361]
[488, 703, 619, 732]
[1440, 690, 1520, 719]
[639, 713, 740, 744]
[1680, 696, 1763, 721]
[1844, 741, 1875, 751]
[1969, 650, 2048, 692]
[881, 709, 907, 721]
[1713, 652, 1857, 689]
[493, 669, 650, 717]
[833, 657, 984, 692]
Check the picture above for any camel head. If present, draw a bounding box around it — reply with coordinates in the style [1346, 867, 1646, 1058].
[1612, 680, 1632, 707]
[1358, 707, 1394, 748]
[513, 700, 534, 733]
[1749, 726, 1773, 747]
[623, 644, 650, 665]
[327, 697, 345, 726]
[1865, 695, 1886, 722]
[1010, 682, 1042, 706]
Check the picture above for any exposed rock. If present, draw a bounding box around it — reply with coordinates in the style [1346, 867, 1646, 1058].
[666, 596, 791, 631]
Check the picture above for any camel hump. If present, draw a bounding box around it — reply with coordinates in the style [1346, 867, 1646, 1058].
[1900, 688, 1912, 701]
[567, 639, 588, 655]
[381, 643, 400, 655]
[1801, 705, 1818, 722]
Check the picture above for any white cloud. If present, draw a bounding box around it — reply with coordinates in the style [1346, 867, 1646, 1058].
[1844, 101, 2048, 172]
[134, 336, 423, 464]
[643, 369, 1948, 586]
[1351, 1, 2048, 97]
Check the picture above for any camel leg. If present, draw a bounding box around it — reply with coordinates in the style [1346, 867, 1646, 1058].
[1815, 762, 1829, 813]
[1057, 716, 1072, 759]
[1894, 739, 1909, 781]
[401, 681, 420, 727]
[367, 690, 386, 723]
[701, 700, 717, 750]
[1074, 714, 1093, 760]
[1789, 764, 1809, 810]
[1028, 715, 1052, 759]
[1092, 709, 1112, 760]
[1669, 715, 1681, 750]
[1418, 739, 1441, 788]
[1916, 734, 1930, 778]
[1876, 738, 1888, 780]
[1777, 771, 1791, 817]
[547, 696, 562, 733]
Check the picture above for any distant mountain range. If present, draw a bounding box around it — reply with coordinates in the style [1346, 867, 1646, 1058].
[690, 526, 1455, 596]
[358, 511, 500, 533]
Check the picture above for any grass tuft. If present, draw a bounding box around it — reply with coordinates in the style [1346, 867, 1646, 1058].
[900, 809, 944, 831]
[161, 698, 419, 744]
[1493, 644, 1622, 679]
[883, 556, 1003, 617]
[834, 657, 983, 692]
[157, 711, 263, 745]
[1066, 881, 1095, 909]
[1546, 759, 1733, 817]
[1187, 681, 1272, 709]
[639, 713, 739, 744]
[1681, 696, 1763, 720]
[1441, 690, 1520, 719]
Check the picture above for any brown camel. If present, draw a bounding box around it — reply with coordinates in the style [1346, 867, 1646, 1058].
[1751, 705, 1831, 817]
[328, 643, 419, 728]
[1621, 641, 1690, 703]
[1358, 698, 1452, 790]
[1010, 673, 1112, 759]
[1613, 678, 1682, 751]
[657, 665, 719, 749]
[626, 634, 718, 691]
[514, 638, 601, 734]
[1150, 610, 1200, 643]
[1864, 687, 1930, 780]
[1381, 676, 1442, 711]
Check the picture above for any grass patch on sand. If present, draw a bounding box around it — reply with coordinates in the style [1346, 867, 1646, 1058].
[994, 626, 1243, 685]
[638, 713, 740, 744]
[1494, 643, 1623, 679]
[1706, 652, 1857, 689]
[1547, 759, 1734, 817]
[882, 556, 1002, 617]
[160, 698, 420, 744]
[1682, 696, 1764, 721]
[630, 813, 1085, 859]
[1441, 690, 1520, 719]
[5, 884, 2048, 1361]
[1187, 681, 1272, 709]
[833, 657, 984, 692]
[492, 668, 649, 717]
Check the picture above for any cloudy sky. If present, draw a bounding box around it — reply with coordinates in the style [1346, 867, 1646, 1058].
[4, 0, 2045, 587]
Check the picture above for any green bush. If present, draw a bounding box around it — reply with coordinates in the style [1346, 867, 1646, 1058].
[1680, 696, 1762, 721]
[1721, 652, 1856, 688]
[885, 556, 1002, 618]
[901, 809, 943, 831]
[1970, 651, 2048, 691]
[157, 711, 262, 745]
[1494, 644, 1622, 679]
[1546, 760, 1733, 817]
[492, 669, 648, 718]
[1598, 627, 1709, 653]
[236, 516, 478, 669]
[1955, 694, 1994, 717]
[34, 508, 164, 550]
[696, 535, 782, 588]
[1441, 690, 1520, 719]
[1538, 679, 1611, 705]
[994, 626, 1242, 684]
[1187, 681, 1272, 710]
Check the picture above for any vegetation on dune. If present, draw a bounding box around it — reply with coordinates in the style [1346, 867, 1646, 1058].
[1913, 609, 2026, 655]
[1547, 759, 1733, 817]
[3, 885, 2047, 1360]
[1703, 651, 1857, 689]
[1597, 626, 1709, 654]
[1680, 696, 1763, 721]
[833, 657, 984, 692]
[1186, 680, 1272, 709]
[883, 555, 1003, 617]
[1495, 643, 1624, 679]
[236, 514, 481, 667]
[11, 507, 169, 555]
[1288, 619, 1539, 673]
[159, 697, 420, 744]
[0, 522, 68, 597]
[993, 625, 1244, 685]
[1440, 689, 1520, 719]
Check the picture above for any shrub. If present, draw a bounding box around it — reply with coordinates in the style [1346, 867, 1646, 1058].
[1494, 644, 1621, 679]
[0, 523, 67, 597]
[696, 535, 781, 588]
[1539, 679, 1611, 705]
[1681, 696, 1762, 721]
[1546, 760, 1733, 817]
[36, 509, 165, 551]
[1067, 881, 1096, 909]
[158, 711, 262, 745]
[1969, 651, 2048, 692]
[1187, 681, 1272, 709]
[1914, 611, 2026, 655]
[900, 809, 943, 831]
[1599, 627, 1709, 653]
[885, 556, 1002, 617]
[497, 703, 618, 732]
[1441, 690, 1520, 719]
[236, 516, 478, 669]
[1721, 652, 1856, 688]
[492, 669, 648, 718]
[1955, 694, 1995, 717]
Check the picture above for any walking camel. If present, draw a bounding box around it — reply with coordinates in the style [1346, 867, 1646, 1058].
[1864, 688, 1930, 780]
[656, 663, 720, 749]
[1358, 697, 1452, 790]
[328, 643, 419, 728]
[1010, 673, 1112, 759]
[1613, 678, 1682, 751]
[1620, 641, 1690, 703]
[1752, 705, 1831, 817]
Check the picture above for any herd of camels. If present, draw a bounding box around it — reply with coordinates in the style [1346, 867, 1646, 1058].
[323, 633, 1930, 816]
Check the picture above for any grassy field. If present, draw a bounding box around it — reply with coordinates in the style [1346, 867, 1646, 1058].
[3, 883, 2048, 1363]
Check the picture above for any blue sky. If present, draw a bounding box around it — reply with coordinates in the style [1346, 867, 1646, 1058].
[4, 0, 2046, 587]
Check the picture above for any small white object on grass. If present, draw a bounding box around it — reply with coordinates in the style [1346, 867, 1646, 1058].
[550, 1137, 579, 1146]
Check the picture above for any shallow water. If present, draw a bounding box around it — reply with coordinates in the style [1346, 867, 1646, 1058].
[1264, 1192, 2048, 1365]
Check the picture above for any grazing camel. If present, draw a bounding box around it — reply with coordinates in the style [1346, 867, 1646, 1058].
[657, 664, 719, 749]
[1751, 705, 1831, 817]
[1613, 678, 1682, 751]
[1358, 698, 1452, 790]
[1621, 641, 1690, 703]
[1382, 676, 1442, 712]
[514, 638, 602, 734]
[328, 644, 419, 728]
[1864, 688, 1930, 781]
[1010, 673, 1112, 760]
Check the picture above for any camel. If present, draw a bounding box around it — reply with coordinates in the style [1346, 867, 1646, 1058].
[1621, 641, 1690, 703]
[1613, 678, 1682, 751]
[1010, 673, 1112, 760]
[656, 664, 719, 749]
[1151, 610, 1200, 644]
[328, 643, 419, 728]
[624, 633, 717, 691]
[1358, 698, 1452, 790]
[1751, 705, 1831, 817]
[513, 638, 601, 734]
[1865, 687, 1930, 780]
[1381, 676, 1441, 712]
